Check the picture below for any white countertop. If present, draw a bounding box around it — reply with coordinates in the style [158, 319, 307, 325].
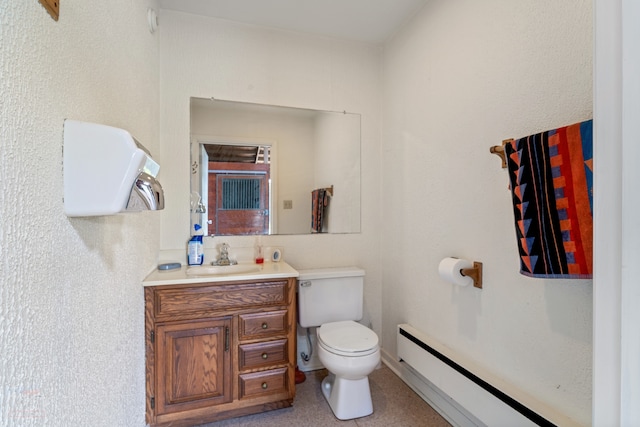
[143, 261, 299, 287]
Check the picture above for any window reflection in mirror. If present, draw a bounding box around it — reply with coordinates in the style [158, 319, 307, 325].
[190, 98, 361, 236]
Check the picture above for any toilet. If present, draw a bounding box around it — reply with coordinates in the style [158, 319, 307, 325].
[297, 267, 380, 420]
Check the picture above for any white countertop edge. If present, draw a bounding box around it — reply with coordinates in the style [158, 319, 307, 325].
[143, 261, 299, 287]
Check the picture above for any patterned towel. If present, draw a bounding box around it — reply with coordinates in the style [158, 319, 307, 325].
[311, 189, 330, 233]
[504, 120, 593, 278]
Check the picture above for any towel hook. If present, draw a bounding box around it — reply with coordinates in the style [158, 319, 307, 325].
[490, 139, 512, 169]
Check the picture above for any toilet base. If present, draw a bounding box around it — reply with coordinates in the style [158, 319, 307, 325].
[321, 373, 373, 420]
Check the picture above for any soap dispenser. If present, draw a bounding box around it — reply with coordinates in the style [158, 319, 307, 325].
[254, 236, 264, 264]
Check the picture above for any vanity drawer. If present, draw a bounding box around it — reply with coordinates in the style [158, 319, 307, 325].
[154, 281, 287, 317]
[238, 339, 288, 371]
[239, 310, 287, 340]
[238, 368, 288, 399]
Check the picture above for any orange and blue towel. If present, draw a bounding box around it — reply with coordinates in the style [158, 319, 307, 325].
[504, 120, 593, 278]
[311, 188, 330, 233]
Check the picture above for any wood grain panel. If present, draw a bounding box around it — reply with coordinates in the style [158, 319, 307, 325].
[38, 0, 59, 21]
[238, 339, 288, 371]
[145, 288, 156, 425]
[238, 368, 288, 399]
[239, 310, 287, 340]
[155, 281, 287, 316]
[146, 277, 297, 426]
[156, 318, 232, 415]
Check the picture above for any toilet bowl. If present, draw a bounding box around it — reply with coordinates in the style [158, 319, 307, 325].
[316, 320, 380, 420]
[297, 267, 380, 420]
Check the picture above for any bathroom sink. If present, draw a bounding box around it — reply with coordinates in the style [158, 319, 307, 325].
[186, 264, 261, 277]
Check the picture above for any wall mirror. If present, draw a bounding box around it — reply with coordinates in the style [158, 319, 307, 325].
[190, 98, 361, 236]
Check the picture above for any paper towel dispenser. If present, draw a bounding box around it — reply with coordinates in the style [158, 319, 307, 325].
[63, 120, 165, 217]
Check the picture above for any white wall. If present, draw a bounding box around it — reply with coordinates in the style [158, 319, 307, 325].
[313, 113, 361, 233]
[157, 11, 383, 332]
[0, 1, 159, 426]
[381, 0, 593, 424]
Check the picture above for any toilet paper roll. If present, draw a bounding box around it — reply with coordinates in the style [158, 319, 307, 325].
[438, 257, 474, 287]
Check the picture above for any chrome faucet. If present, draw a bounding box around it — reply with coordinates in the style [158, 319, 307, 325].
[212, 242, 237, 266]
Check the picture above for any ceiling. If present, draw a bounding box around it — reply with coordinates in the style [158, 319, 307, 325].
[158, 0, 428, 43]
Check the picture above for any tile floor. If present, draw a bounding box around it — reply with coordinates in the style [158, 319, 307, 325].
[202, 365, 453, 426]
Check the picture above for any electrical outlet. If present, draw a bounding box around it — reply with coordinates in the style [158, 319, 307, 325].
[283, 200, 293, 209]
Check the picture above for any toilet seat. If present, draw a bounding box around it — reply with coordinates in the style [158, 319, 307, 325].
[317, 320, 379, 357]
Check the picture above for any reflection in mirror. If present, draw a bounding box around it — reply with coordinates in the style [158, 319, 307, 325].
[190, 98, 361, 236]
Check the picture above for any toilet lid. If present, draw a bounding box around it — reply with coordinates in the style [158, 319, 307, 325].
[317, 320, 379, 355]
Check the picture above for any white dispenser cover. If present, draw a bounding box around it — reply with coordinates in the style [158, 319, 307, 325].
[318, 321, 378, 355]
[63, 120, 164, 216]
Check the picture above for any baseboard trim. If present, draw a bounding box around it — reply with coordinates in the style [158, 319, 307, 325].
[381, 349, 484, 427]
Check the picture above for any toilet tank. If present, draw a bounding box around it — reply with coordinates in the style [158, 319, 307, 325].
[297, 267, 365, 328]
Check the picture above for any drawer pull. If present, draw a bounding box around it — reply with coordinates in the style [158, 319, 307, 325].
[262, 322, 268, 329]
[261, 382, 268, 390]
[262, 353, 268, 359]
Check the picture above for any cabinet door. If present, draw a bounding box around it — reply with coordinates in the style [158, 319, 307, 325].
[156, 317, 232, 415]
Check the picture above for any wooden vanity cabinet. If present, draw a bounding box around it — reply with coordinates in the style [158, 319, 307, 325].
[145, 277, 297, 427]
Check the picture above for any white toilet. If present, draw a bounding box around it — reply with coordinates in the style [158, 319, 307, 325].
[297, 267, 380, 420]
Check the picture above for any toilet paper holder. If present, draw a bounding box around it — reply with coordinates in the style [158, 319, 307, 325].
[460, 262, 483, 289]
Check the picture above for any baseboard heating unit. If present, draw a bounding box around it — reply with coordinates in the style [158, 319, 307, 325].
[396, 324, 580, 427]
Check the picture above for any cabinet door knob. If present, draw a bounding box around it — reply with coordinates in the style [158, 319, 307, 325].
[261, 382, 268, 389]
[262, 353, 268, 359]
[261, 322, 268, 329]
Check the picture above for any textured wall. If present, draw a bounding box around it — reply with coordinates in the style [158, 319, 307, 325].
[381, 0, 593, 424]
[0, 1, 159, 425]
